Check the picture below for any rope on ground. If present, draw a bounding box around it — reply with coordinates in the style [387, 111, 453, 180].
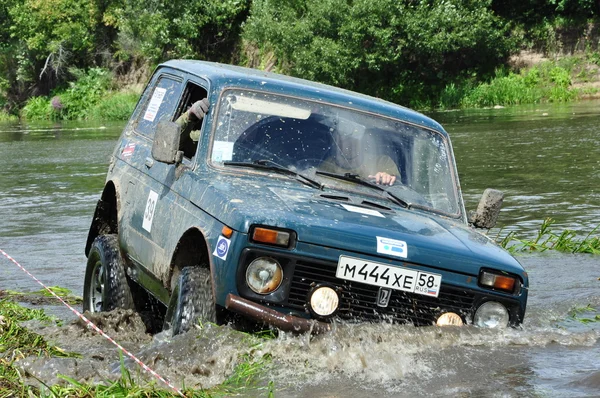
[0, 248, 184, 397]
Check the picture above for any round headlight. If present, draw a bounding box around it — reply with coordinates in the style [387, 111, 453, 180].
[246, 257, 283, 294]
[309, 286, 339, 317]
[436, 312, 464, 326]
[474, 301, 509, 328]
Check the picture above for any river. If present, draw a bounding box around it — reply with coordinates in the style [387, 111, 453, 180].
[0, 102, 598, 397]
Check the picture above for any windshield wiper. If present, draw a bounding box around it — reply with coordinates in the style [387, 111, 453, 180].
[315, 171, 410, 208]
[224, 160, 323, 190]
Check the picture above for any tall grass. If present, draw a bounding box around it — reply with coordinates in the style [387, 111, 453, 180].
[497, 218, 600, 254]
[0, 111, 17, 122]
[440, 56, 594, 109]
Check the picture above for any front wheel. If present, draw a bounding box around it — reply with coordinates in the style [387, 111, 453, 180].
[166, 266, 217, 335]
[83, 234, 134, 313]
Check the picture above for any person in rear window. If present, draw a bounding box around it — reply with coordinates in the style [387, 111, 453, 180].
[319, 126, 399, 186]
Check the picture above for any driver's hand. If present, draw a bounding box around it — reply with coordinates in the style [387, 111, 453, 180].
[369, 172, 396, 186]
[189, 98, 209, 120]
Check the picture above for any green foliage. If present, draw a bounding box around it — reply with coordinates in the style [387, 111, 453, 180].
[0, 299, 75, 360]
[459, 59, 583, 107]
[21, 96, 53, 120]
[0, 111, 17, 122]
[498, 218, 600, 254]
[21, 68, 120, 120]
[243, 0, 518, 107]
[0, 297, 275, 397]
[1, 0, 599, 116]
[87, 91, 140, 121]
[112, 0, 250, 63]
[569, 304, 600, 324]
[57, 68, 112, 120]
[462, 72, 543, 107]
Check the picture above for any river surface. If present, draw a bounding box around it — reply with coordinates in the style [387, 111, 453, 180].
[0, 102, 599, 397]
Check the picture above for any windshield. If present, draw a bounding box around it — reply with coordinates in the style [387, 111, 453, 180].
[210, 89, 461, 215]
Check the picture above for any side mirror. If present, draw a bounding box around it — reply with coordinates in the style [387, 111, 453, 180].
[469, 188, 504, 229]
[152, 120, 183, 164]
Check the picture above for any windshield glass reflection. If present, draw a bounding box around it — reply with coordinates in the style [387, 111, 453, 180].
[210, 89, 460, 215]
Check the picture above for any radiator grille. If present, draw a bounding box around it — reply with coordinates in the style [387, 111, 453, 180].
[288, 259, 475, 326]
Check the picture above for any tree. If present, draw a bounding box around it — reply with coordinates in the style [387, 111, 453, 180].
[243, 0, 519, 107]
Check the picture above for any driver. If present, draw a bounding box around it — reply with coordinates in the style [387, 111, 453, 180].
[318, 127, 399, 186]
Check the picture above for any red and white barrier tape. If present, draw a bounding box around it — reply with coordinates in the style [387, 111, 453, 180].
[0, 248, 184, 397]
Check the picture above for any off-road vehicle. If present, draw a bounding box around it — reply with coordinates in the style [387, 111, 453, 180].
[83, 60, 528, 334]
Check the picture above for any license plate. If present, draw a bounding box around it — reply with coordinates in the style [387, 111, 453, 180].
[336, 255, 442, 297]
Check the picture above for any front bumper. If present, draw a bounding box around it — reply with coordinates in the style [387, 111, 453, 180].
[225, 293, 331, 334]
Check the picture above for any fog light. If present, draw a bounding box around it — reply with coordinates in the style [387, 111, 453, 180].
[436, 312, 464, 326]
[246, 257, 283, 294]
[309, 286, 339, 317]
[474, 301, 509, 328]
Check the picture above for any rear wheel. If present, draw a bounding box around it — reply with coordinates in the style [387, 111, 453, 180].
[166, 266, 216, 335]
[83, 234, 134, 313]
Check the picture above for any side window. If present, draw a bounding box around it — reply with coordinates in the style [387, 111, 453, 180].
[173, 81, 208, 159]
[135, 75, 182, 138]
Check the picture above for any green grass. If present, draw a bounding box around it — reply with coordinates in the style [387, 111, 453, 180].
[87, 91, 139, 121]
[569, 304, 600, 324]
[438, 55, 598, 109]
[2, 286, 82, 306]
[0, 110, 17, 122]
[497, 218, 600, 254]
[0, 297, 275, 397]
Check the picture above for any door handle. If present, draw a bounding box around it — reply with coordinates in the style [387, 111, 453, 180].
[145, 157, 154, 168]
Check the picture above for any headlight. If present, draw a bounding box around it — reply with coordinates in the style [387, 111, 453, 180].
[308, 286, 340, 317]
[474, 301, 509, 328]
[245, 257, 283, 294]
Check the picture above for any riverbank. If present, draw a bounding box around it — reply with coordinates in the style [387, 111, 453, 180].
[0, 294, 274, 397]
[5, 52, 600, 123]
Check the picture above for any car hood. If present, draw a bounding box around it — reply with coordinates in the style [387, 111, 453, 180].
[199, 175, 524, 277]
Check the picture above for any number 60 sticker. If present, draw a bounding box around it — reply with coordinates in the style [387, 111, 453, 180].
[142, 190, 159, 232]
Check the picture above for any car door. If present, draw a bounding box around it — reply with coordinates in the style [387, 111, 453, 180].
[119, 68, 185, 273]
[139, 75, 212, 282]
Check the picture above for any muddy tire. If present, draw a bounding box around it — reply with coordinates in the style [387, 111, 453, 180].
[83, 234, 134, 313]
[168, 266, 216, 335]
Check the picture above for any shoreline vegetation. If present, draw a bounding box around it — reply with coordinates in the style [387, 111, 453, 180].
[1, 1, 600, 121]
[497, 218, 600, 254]
[3, 52, 600, 123]
[0, 292, 274, 397]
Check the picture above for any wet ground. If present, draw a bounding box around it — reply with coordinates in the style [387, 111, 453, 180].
[8, 254, 600, 397]
[1, 105, 599, 396]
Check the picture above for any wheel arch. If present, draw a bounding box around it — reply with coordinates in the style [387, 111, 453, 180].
[167, 227, 213, 293]
[85, 181, 120, 257]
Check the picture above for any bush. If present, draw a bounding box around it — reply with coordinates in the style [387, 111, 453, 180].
[21, 96, 53, 120]
[87, 91, 140, 121]
[462, 72, 543, 107]
[243, 0, 518, 107]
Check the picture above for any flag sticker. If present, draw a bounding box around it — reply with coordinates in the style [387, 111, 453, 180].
[376, 236, 408, 258]
[121, 142, 136, 159]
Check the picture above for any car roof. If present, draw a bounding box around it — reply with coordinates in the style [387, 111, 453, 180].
[160, 60, 447, 135]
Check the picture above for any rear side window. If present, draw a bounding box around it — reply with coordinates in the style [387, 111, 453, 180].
[135, 75, 182, 137]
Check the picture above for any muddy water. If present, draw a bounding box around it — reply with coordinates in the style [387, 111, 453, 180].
[0, 105, 599, 397]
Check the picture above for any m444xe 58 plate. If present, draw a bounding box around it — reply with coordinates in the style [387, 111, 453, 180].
[336, 255, 442, 297]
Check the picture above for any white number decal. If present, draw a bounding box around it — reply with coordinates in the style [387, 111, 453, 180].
[142, 190, 159, 232]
